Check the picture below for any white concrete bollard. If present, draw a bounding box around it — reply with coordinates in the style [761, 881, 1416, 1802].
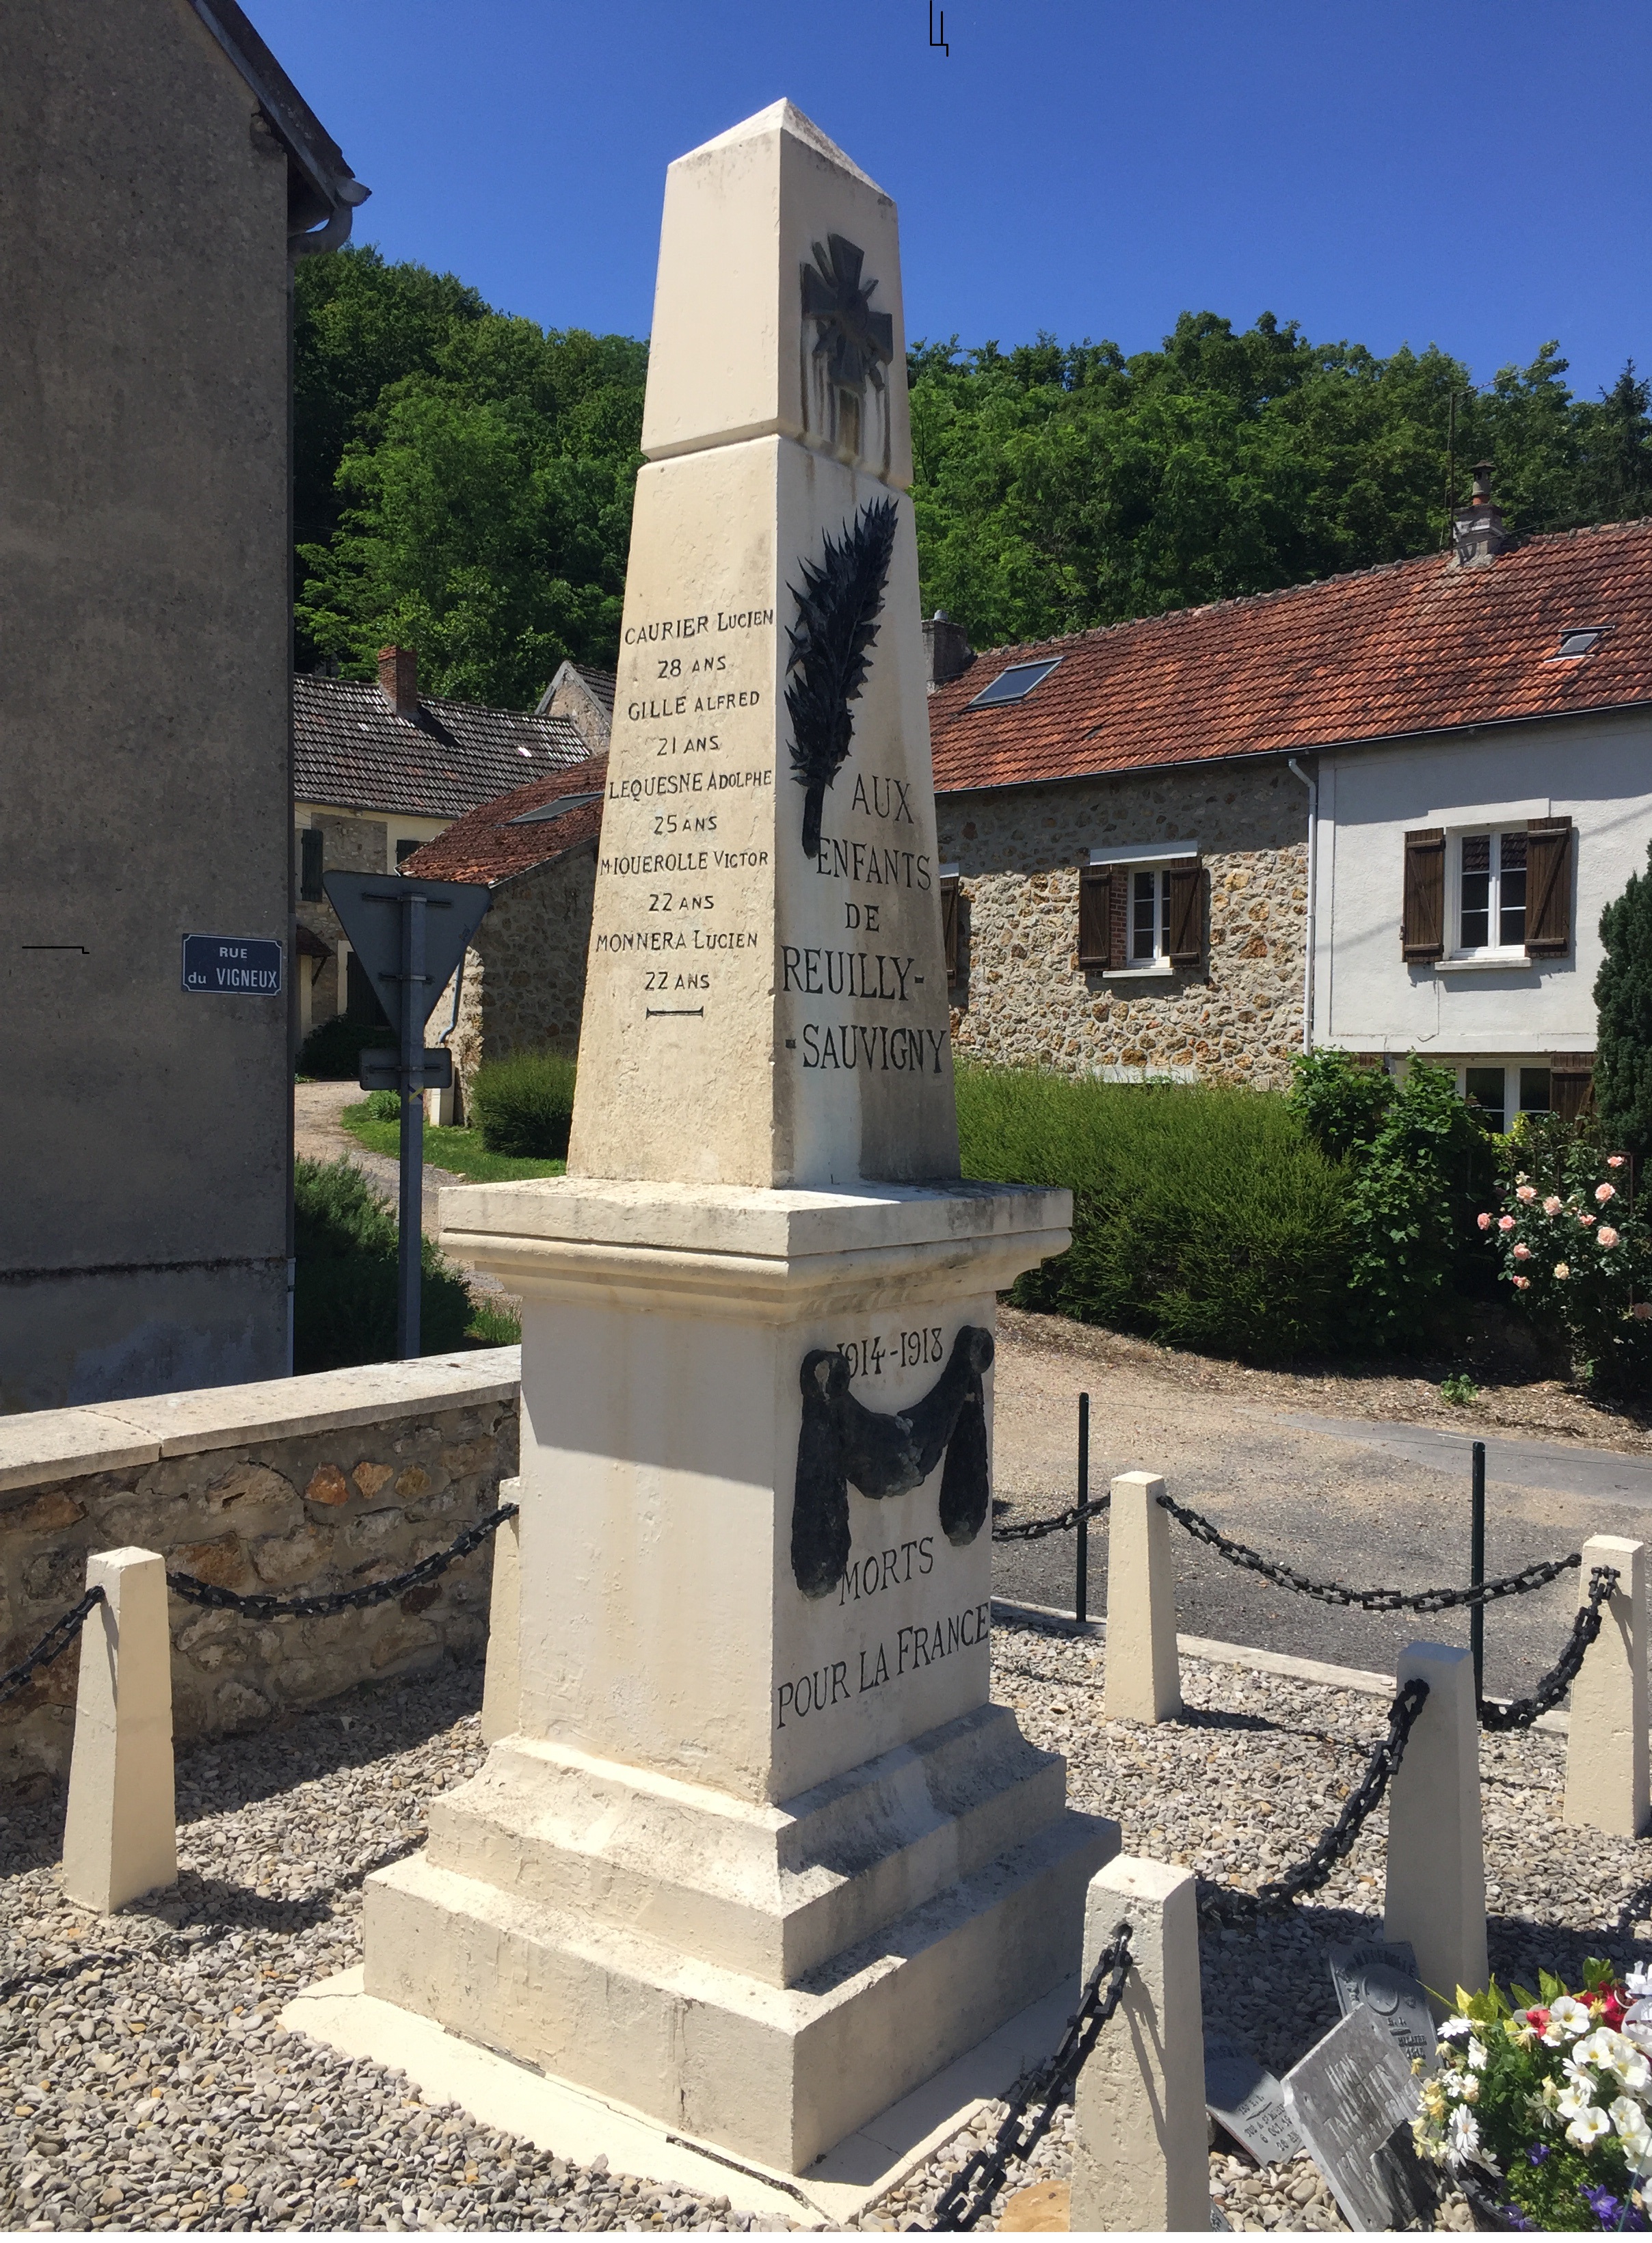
[1104, 1471, 1182, 1723]
[1383, 1641, 1487, 2010]
[479, 1483, 522, 1746]
[1564, 1535, 1649, 1839]
[62, 1548, 177, 1913]
[1070, 1854, 1208, 2233]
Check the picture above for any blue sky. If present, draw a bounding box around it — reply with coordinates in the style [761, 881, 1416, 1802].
[261, 0, 1649, 399]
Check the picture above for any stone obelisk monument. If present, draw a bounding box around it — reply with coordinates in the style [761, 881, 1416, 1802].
[360, 101, 1115, 2175]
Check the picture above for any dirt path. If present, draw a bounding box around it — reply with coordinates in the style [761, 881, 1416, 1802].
[989, 1307, 1652, 1700]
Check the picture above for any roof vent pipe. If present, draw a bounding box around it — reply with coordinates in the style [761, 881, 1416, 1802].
[1451, 461, 1510, 568]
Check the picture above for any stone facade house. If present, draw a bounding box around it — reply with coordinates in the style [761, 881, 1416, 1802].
[535, 659, 615, 751]
[928, 490, 1652, 1114]
[293, 644, 588, 1046]
[401, 758, 609, 1113]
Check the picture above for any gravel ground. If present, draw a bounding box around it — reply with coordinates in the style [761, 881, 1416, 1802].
[5, 1618, 1649, 2233]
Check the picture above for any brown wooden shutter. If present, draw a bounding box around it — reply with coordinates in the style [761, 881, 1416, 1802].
[1167, 860, 1205, 964]
[1550, 1052, 1595, 1122]
[1526, 817, 1574, 955]
[1078, 865, 1113, 968]
[1401, 828, 1446, 959]
[941, 875, 961, 984]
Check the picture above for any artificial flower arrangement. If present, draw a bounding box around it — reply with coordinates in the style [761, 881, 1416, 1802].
[1415, 1961, 1652, 2231]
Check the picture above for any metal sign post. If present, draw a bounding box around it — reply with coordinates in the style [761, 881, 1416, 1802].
[322, 873, 491, 1360]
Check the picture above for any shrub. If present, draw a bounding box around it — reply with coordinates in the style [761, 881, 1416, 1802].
[1290, 1051, 1499, 1344]
[296, 1013, 394, 1081]
[955, 1065, 1350, 1364]
[1479, 1114, 1651, 1397]
[364, 1088, 401, 1122]
[468, 1048, 578, 1158]
[1595, 836, 1652, 1167]
[293, 1156, 475, 1372]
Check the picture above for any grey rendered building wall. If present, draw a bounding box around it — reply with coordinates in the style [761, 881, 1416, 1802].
[0, 0, 294, 1409]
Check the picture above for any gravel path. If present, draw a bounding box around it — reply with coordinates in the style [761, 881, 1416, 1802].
[7, 1616, 1650, 2233]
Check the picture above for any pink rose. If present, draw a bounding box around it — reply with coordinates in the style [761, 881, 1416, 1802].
[1513, 1275, 1531, 1290]
[1554, 1262, 1571, 1279]
[1513, 1243, 1532, 1260]
[1597, 1183, 1617, 1203]
[1610, 1156, 1627, 1169]
[1498, 1215, 1517, 1232]
[1478, 1212, 1492, 1230]
[1543, 1197, 1563, 1215]
[1599, 1227, 1620, 1248]
[1517, 1184, 1537, 1202]
[1580, 1212, 1597, 1225]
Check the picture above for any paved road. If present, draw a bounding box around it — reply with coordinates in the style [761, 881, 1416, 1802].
[989, 1323, 1652, 1701]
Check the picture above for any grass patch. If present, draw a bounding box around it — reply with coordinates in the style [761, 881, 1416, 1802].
[341, 1101, 565, 1183]
[956, 1063, 1351, 1366]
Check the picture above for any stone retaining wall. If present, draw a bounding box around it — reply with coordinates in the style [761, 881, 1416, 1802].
[0, 1350, 520, 1783]
[935, 762, 1309, 1088]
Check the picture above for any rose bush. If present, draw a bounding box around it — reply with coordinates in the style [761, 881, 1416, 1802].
[1482, 1118, 1650, 1396]
[1416, 1963, 1652, 2230]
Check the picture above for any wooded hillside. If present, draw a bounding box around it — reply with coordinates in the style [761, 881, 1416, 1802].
[293, 248, 1651, 706]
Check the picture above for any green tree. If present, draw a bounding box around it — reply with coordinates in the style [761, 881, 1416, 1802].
[1595, 839, 1652, 1165]
[293, 250, 646, 706]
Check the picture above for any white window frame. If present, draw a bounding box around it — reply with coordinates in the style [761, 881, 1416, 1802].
[1457, 1059, 1556, 1134]
[1440, 824, 1534, 970]
[1087, 841, 1197, 981]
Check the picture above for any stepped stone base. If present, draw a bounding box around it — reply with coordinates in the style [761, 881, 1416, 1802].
[363, 1708, 1116, 2173]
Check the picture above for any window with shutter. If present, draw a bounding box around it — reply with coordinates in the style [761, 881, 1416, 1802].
[1549, 1052, 1595, 1122]
[1078, 866, 1113, 968]
[1525, 818, 1574, 955]
[1167, 861, 1204, 964]
[299, 826, 324, 902]
[941, 875, 961, 984]
[1401, 829, 1446, 959]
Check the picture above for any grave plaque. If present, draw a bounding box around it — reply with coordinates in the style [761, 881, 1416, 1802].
[1204, 2028, 1303, 2166]
[351, 100, 1106, 2181]
[1329, 1938, 1437, 2074]
[1282, 2004, 1439, 2233]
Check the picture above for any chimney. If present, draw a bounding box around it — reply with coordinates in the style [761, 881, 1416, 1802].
[1451, 462, 1510, 568]
[377, 644, 419, 719]
[923, 610, 974, 695]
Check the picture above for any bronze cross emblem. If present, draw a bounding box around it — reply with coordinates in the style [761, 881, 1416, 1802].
[801, 235, 894, 395]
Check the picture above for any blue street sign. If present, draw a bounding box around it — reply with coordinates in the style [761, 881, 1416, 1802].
[181, 934, 284, 995]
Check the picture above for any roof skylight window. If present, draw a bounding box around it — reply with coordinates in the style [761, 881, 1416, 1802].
[967, 657, 1061, 708]
[1553, 627, 1607, 659]
[506, 792, 602, 827]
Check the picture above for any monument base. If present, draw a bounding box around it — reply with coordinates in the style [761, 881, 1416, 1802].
[352, 1174, 1100, 2175]
[364, 1708, 1117, 2171]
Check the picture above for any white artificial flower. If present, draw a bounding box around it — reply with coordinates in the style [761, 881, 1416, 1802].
[1448, 2106, 1482, 2170]
[1546, 1995, 1593, 2043]
[1612, 2096, 1649, 2140]
[1465, 2034, 1489, 2071]
[1558, 2083, 1592, 2121]
[1567, 2105, 1613, 2151]
[1439, 2016, 1475, 2041]
[1579, 2028, 1627, 2070]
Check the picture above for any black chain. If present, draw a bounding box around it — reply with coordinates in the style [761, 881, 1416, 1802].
[926, 1925, 1133, 2232]
[991, 1494, 1112, 1543]
[1155, 1489, 1580, 1613]
[0, 1587, 107, 1708]
[1200, 1677, 1430, 1925]
[1479, 1565, 1619, 1731]
[166, 1502, 518, 1621]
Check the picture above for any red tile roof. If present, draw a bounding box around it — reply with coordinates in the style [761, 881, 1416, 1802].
[400, 757, 608, 888]
[293, 674, 589, 821]
[927, 518, 1652, 796]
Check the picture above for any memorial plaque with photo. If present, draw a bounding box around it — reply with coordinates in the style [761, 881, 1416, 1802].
[1282, 2004, 1439, 2234]
[1204, 2028, 1303, 2166]
[1329, 1938, 1437, 2072]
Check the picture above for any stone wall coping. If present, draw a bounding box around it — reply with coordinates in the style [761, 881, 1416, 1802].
[438, 1177, 1071, 1259]
[0, 1348, 521, 1491]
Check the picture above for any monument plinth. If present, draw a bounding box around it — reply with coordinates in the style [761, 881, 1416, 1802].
[358, 101, 1115, 2175]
